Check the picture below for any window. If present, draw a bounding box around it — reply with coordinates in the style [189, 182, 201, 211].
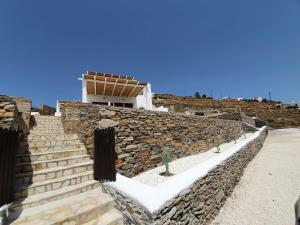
[114, 103, 124, 107]
[124, 103, 134, 108]
[92, 102, 108, 106]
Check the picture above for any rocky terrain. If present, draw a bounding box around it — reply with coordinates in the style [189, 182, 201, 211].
[153, 94, 300, 129]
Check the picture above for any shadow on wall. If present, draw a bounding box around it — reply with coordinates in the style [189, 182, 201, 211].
[7, 124, 34, 224]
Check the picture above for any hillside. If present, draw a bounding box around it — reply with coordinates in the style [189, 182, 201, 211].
[153, 94, 300, 129]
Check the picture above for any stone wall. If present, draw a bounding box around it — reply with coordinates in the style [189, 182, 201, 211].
[103, 127, 268, 225]
[0, 96, 19, 130]
[255, 118, 267, 128]
[39, 104, 56, 116]
[60, 102, 244, 177]
[209, 112, 257, 128]
[0, 96, 32, 133]
[12, 97, 32, 134]
[241, 112, 256, 127]
[207, 112, 242, 121]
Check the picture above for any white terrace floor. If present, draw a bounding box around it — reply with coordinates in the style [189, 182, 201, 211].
[133, 132, 256, 186]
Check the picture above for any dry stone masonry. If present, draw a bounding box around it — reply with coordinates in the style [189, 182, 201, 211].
[0, 96, 20, 130]
[103, 128, 268, 225]
[61, 101, 245, 177]
[0, 96, 32, 133]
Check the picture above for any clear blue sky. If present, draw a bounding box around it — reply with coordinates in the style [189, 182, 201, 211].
[1, 0, 300, 107]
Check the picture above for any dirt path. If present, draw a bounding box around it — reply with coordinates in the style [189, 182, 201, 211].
[211, 129, 300, 225]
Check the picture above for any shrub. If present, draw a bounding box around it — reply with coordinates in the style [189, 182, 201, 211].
[215, 144, 221, 153]
[194, 92, 201, 99]
[162, 147, 171, 174]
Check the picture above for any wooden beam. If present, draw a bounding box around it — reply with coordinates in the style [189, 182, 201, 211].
[94, 76, 96, 95]
[111, 79, 118, 96]
[120, 80, 129, 96]
[84, 77, 146, 88]
[103, 77, 107, 95]
[128, 82, 140, 97]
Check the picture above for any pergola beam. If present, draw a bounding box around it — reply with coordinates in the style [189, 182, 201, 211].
[94, 76, 97, 95]
[111, 79, 118, 96]
[128, 82, 139, 97]
[120, 80, 129, 97]
[103, 77, 107, 95]
[85, 78, 146, 89]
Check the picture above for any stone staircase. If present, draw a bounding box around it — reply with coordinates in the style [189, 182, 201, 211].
[8, 115, 123, 225]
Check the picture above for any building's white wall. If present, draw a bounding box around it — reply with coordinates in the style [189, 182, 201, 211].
[135, 95, 147, 109]
[82, 79, 88, 102]
[55, 100, 61, 117]
[135, 83, 153, 109]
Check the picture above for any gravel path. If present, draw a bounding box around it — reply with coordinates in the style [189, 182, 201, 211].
[211, 128, 300, 225]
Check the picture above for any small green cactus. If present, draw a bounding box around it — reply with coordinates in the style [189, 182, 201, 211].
[162, 147, 171, 174]
[215, 144, 221, 153]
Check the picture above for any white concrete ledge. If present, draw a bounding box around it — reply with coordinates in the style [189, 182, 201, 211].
[107, 127, 267, 213]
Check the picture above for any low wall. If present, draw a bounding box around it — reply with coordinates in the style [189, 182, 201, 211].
[39, 104, 56, 116]
[0, 96, 19, 130]
[0, 96, 32, 134]
[209, 112, 258, 128]
[103, 127, 268, 225]
[13, 97, 32, 134]
[61, 102, 244, 177]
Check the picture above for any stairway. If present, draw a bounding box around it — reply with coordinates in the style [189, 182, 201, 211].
[9, 115, 123, 225]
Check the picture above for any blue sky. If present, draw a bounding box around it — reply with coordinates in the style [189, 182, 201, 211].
[0, 0, 299, 106]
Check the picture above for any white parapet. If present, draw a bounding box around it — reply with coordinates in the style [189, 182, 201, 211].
[106, 127, 267, 213]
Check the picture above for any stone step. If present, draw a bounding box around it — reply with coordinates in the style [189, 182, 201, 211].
[31, 123, 63, 127]
[31, 120, 62, 124]
[27, 133, 79, 141]
[27, 139, 82, 148]
[14, 170, 94, 199]
[84, 209, 123, 225]
[16, 148, 88, 163]
[15, 161, 93, 184]
[32, 120, 62, 124]
[10, 180, 101, 212]
[30, 127, 64, 131]
[33, 115, 61, 119]
[15, 155, 91, 173]
[29, 130, 65, 135]
[29, 131, 65, 135]
[30, 127, 65, 132]
[9, 189, 114, 225]
[18, 143, 85, 154]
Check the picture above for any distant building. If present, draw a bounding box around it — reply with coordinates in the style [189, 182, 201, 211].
[222, 97, 230, 100]
[253, 97, 263, 102]
[55, 71, 168, 116]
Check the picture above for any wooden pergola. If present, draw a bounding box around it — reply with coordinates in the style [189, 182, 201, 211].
[82, 71, 148, 97]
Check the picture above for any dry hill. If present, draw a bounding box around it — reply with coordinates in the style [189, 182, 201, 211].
[153, 94, 300, 129]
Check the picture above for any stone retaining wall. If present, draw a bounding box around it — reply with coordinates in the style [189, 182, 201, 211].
[0, 96, 19, 130]
[39, 104, 56, 116]
[208, 112, 257, 128]
[60, 102, 244, 177]
[103, 127, 268, 225]
[0, 96, 32, 133]
[13, 97, 32, 134]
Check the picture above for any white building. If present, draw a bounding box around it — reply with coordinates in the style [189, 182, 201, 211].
[253, 97, 263, 102]
[55, 71, 168, 116]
